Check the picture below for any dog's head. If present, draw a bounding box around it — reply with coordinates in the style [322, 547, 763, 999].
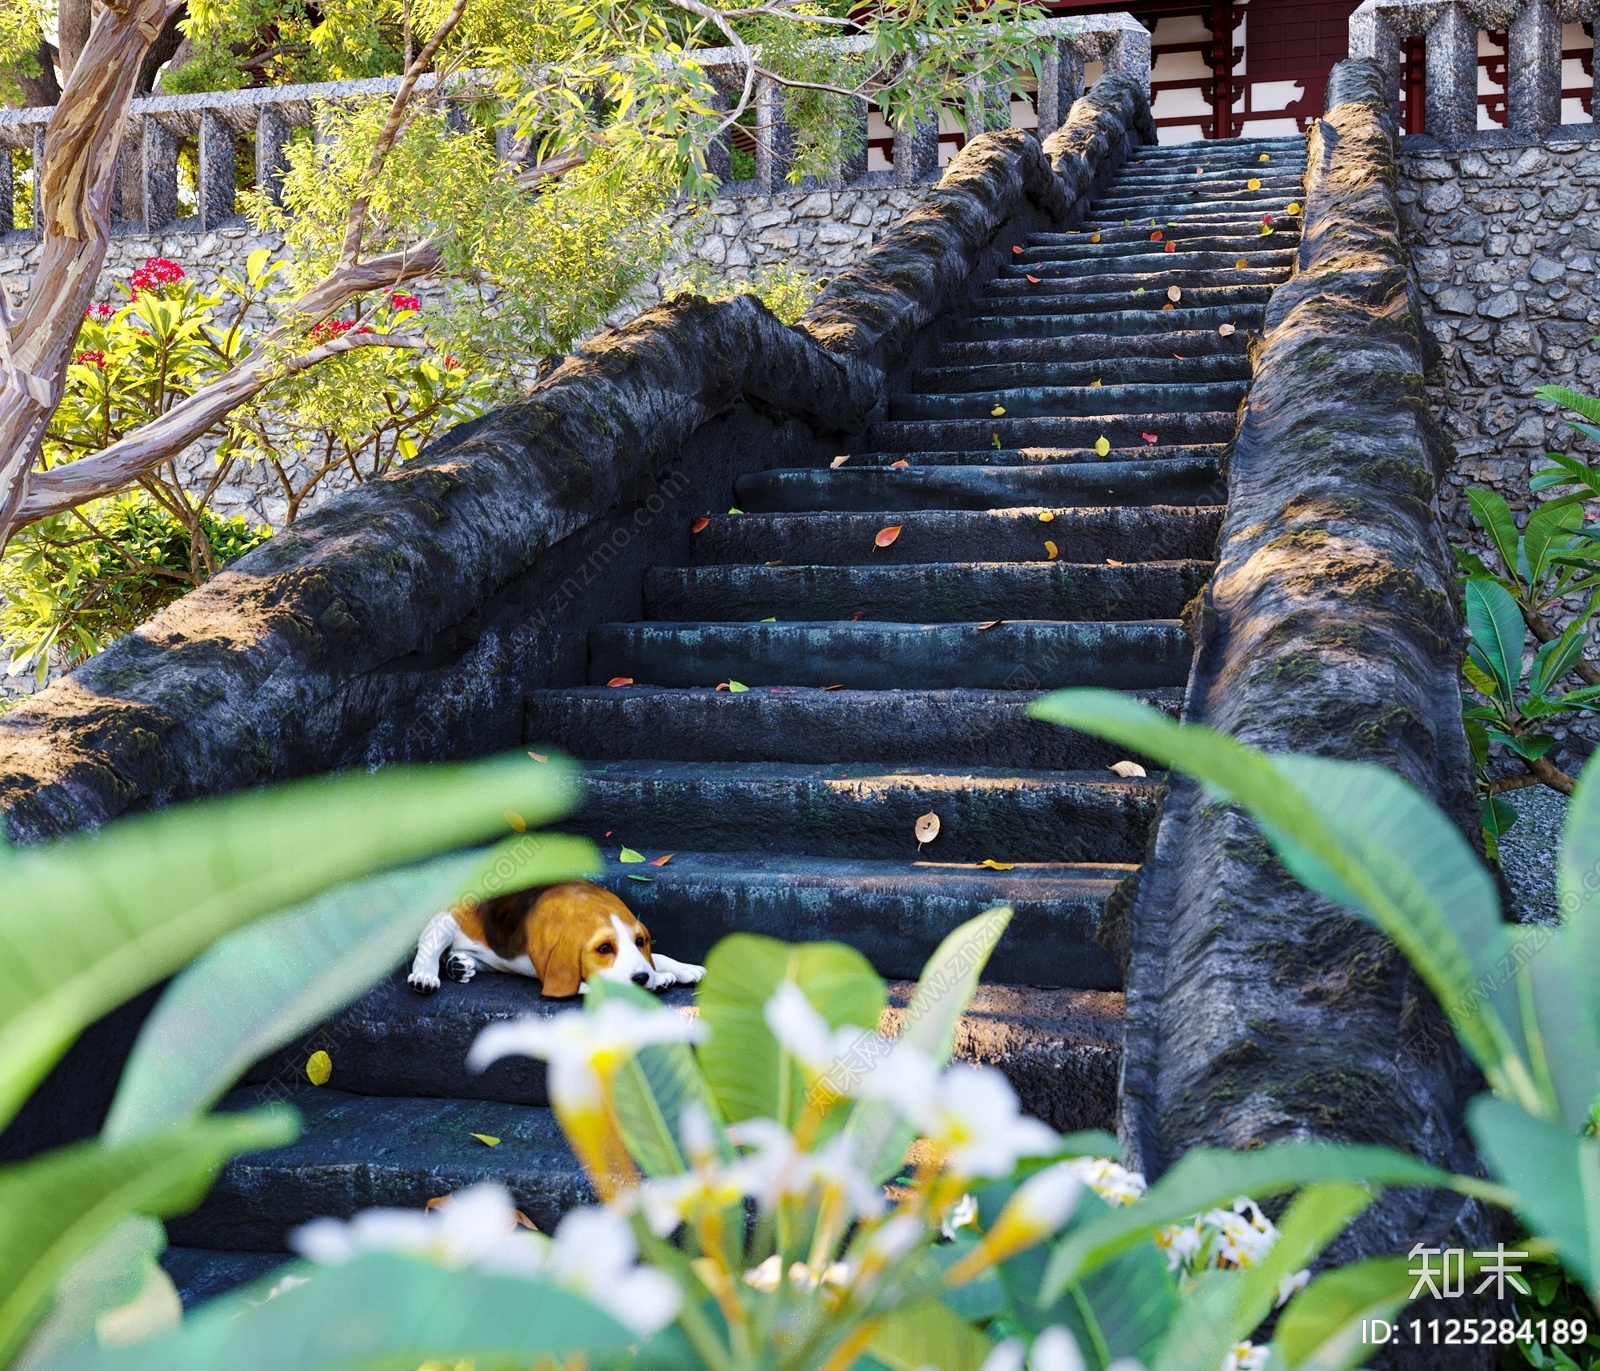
[522, 881, 661, 998]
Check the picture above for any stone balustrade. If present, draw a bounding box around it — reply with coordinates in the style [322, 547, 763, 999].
[1349, 0, 1600, 142]
[0, 13, 1149, 239]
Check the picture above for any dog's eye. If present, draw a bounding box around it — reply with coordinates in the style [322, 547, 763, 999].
[596, 942, 615, 957]
[635, 935, 647, 948]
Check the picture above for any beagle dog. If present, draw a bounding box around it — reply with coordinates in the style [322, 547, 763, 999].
[407, 880, 704, 998]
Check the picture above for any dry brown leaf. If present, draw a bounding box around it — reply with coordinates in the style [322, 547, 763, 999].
[691, 516, 710, 534]
[649, 853, 674, 866]
[915, 811, 940, 845]
[1167, 285, 1182, 302]
[1106, 558, 1124, 566]
[1109, 760, 1147, 778]
[830, 454, 850, 468]
[1044, 540, 1059, 560]
[527, 751, 549, 763]
[976, 619, 1003, 630]
[822, 683, 845, 691]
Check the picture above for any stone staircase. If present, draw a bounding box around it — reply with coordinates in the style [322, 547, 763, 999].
[160, 133, 1308, 1305]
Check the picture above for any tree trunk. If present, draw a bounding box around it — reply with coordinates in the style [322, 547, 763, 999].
[16, 40, 62, 108]
[0, 0, 178, 546]
[135, 6, 188, 94]
[57, 0, 94, 80]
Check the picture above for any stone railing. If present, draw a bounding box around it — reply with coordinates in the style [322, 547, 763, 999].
[0, 14, 1149, 238]
[1349, 0, 1600, 142]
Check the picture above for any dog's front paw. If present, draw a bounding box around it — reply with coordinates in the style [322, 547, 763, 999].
[443, 952, 478, 983]
[656, 959, 705, 989]
[408, 969, 441, 994]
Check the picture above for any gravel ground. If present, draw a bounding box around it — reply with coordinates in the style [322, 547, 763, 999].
[1497, 784, 1567, 924]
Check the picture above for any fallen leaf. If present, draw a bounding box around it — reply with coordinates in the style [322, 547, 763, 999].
[1110, 760, 1147, 778]
[1038, 511, 1055, 523]
[513, 1211, 538, 1231]
[830, 454, 850, 468]
[1235, 258, 1248, 269]
[915, 811, 940, 845]
[1165, 241, 1176, 253]
[528, 751, 549, 763]
[1089, 378, 1102, 388]
[1167, 286, 1182, 302]
[649, 853, 674, 866]
[1261, 225, 1274, 237]
[471, 1133, 501, 1148]
[620, 846, 646, 863]
[1089, 232, 1101, 243]
[1094, 436, 1111, 456]
[1172, 353, 1185, 360]
[1044, 540, 1059, 560]
[1150, 230, 1162, 241]
[1162, 303, 1175, 311]
[875, 525, 902, 548]
[1025, 274, 1041, 284]
[1011, 244, 1024, 254]
[691, 516, 710, 533]
[977, 619, 1003, 630]
[1259, 152, 1270, 162]
[760, 616, 777, 622]
[505, 810, 527, 833]
[728, 506, 745, 515]
[822, 683, 845, 691]
[1286, 201, 1302, 215]
[979, 859, 1016, 870]
[1247, 177, 1262, 190]
[1218, 323, 1236, 337]
[627, 874, 653, 883]
[990, 405, 1006, 417]
[728, 681, 750, 693]
[1132, 287, 1146, 296]
[1142, 432, 1159, 444]
[425, 1197, 449, 1213]
[715, 681, 730, 691]
[607, 676, 634, 687]
[605, 830, 612, 837]
[852, 610, 865, 620]
[889, 459, 910, 468]
[1106, 558, 1124, 566]
[1196, 166, 1204, 174]
[306, 1051, 332, 1086]
[765, 560, 783, 567]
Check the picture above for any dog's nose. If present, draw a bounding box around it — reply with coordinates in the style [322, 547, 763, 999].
[632, 971, 651, 986]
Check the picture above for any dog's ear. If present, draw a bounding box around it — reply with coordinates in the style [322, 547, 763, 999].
[526, 898, 585, 999]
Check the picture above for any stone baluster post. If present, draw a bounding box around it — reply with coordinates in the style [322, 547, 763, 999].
[1507, 0, 1562, 137]
[1594, 20, 1600, 124]
[1037, 40, 1086, 138]
[754, 74, 794, 192]
[31, 126, 45, 233]
[115, 134, 145, 226]
[965, 76, 1012, 138]
[0, 147, 11, 234]
[1425, 1, 1479, 140]
[1348, 2, 1404, 107]
[891, 116, 940, 184]
[198, 110, 236, 227]
[837, 95, 870, 184]
[1104, 21, 1153, 96]
[702, 63, 743, 185]
[142, 118, 178, 230]
[256, 105, 292, 207]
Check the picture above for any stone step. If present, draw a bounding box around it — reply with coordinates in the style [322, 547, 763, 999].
[567, 760, 1157, 863]
[887, 379, 1249, 421]
[167, 1087, 593, 1251]
[586, 618, 1193, 690]
[809, 444, 1225, 469]
[911, 354, 1249, 392]
[1106, 168, 1305, 188]
[525, 684, 1185, 767]
[867, 412, 1238, 455]
[983, 269, 1285, 300]
[160, 1249, 288, 1309]
[734, 454, 1225, 510]
[1094, 188, 1302, 212]
[998, 249, 1296, 279]
[642, 560, 1212, 623]
[246, 972, 1124, 1130]
[588, 850, 1129, 985]
[1023, 225, 1298, 252]
[687, 504, 1223, 564]
[953, 285, 1276, 318]
[934, 331, 1246, 366]
[1082, 203, 1297, 227]
[949, 304, 1263, 341]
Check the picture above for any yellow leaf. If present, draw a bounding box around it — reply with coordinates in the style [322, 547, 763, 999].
[471, 1133, 501, 1147]
[1089, 232, 1101, 243]
[1038, 511, 1055, 523]
[979, 859, 1016, 870]
[1089, 379, 1102, 388]
[1094, 436, 1111, 456]
[728, 681, 749, 693]
[1259, 153, 1270, 162]
[1287, 201, 1302, 215]
[1044, 540, 1059, 560]
[1247, 177, 1262, 190]
[990, 405, 1006, 417]
[1235, 258, 1248, 269]
[620, 846, 646, 863]
[504, 810, 527, 833]
[306, 1051, 332, 1086]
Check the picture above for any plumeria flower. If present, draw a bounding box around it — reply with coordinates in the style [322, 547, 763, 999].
[861, 1044, 1058, 1178]
[1065, 1156, 1146, 1206]
[1154, 1216, 1206, 1271]
[763, 980, 874, 1079]
[291, 1182, 543, 1276]
[726, 1117, 884, 1220]
[1204, 1198, 1278, 1269]
[1222, 1342, 1270, 1371]
[545, 1206, 682, 1336]
[948, 1163, 1082, 1281]
[1030, 1325, 1087, 1371]
[981, 1337, 1025, 1371]
[941, 1192, 979, 1239]
[1276, 1266, 1311, 1306]
[786, 1259, 851, 1292]
[743, 1254, 783, 1291]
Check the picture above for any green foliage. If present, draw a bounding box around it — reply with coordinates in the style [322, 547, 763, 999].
[666, 261, 823, 327]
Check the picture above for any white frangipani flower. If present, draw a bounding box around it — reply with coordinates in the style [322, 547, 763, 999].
[763, 980, 874, 1076]
[1275, 1266, 1311, 1306]
[981, 1338, 1026, 1371]
[744, 1254, 783, 1291]
[860, 1045, 1058, 1178]
[726, 1117, 884, 1219]
[1221, 1342, 1270, 1371]
[546, 1207, 682, 1336]
[941, 1192, 979, 1239]
[1030, 1325, 1087, 1371]
[1154, 1216, 1206, 1271]
[290, 1182, 542, 1276]
[1065, 1156, 1146, 1207]
[1203, 1198, 1278, 1269]
[468, 1000, 706, 1113]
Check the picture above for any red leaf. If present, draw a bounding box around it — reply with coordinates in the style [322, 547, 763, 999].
[1149, 231, 1162, 241]
[690, 516, 709, 533]
[1164, 241, 1176, 253]
[649, 853, 673, 866]
[1142, 432, 1159, 444]
[1025, 274, 1041, 284]
[1011, 244, 1023, 254]
[875, 525, 902, 548]
[606, 677, 634, 687]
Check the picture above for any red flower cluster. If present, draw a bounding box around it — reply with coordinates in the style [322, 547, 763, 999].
[389, 293, 421, 312]
[128, 256, 185, 298]
[85, 302, 116, 322]
[443, 356, 460, 370]
[75, 349, 106, 368]
[309, 317, 375, 344]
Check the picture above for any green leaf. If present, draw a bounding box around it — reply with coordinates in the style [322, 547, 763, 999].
[1525, 499, 1585, 588]
[1462, 657, 1504, 701]
[1469, 1094, 1597, 1289]
[1481, 795, 1518, 861]
[0, 1108, 298, 1366]
[620, 847, 646, 863]
[1529, 600, 1597, 699]
[1272, 1258, 1415, 1370]
[41, 1252, 636, 1371]
[0, 751, 583, 1133]
[1467, 488, 1523, 581]
[841, 908, 1012, 1181]
[1039, 1138, 1504, 1302]
[1465, 576, 1526, 699]
[696, 934, 884, 1128]
[1535, 384, 1600, 426]
[1532, 452, 1600, 499]
[861, 1297, 993, 1371]
[1025, 691, 1537, 1117]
